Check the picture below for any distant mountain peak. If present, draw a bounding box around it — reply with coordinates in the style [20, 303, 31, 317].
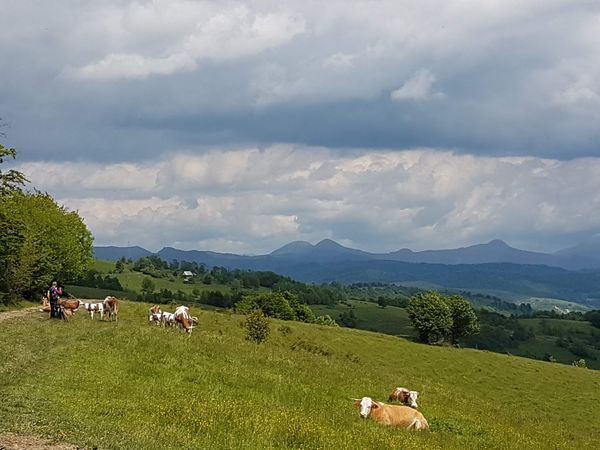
[271, 241, 314, 256]
[315, 238, 344, 248]
[486, 239, 510, 247]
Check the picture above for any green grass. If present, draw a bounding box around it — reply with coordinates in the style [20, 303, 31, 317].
[92, 259, 117, 273]
[115, 270, 231, 295]
[1, 301, 599, 449]
[513, 318, 600, 369]
[311, 300, 415, 337]
[0, 300, 39, 313]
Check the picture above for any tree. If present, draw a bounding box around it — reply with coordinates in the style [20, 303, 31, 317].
[1, 191, 93, 304]
[406, 292, 453, 344]
[407, 291, 479, 345]
[584, 310, 600, 329]
[141, 277, 156, 294]
[236, 292, 296, 320]
[446, 295, 480, 343]
[0, 144, 28, 195]
[377, 296, 389, 308]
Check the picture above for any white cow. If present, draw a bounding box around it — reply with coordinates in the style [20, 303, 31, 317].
[160, 311, 177, 327]
[82, 302, 104, 320]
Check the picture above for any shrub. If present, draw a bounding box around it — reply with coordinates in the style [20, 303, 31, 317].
[314, 314, 339, 327]
[236, 292, 296, 321]
[572, 358, 587, 368]
[242, 310, 270, 344]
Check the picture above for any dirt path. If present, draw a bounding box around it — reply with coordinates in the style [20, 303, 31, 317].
[0, 306, 40, 323]
[0, 433, 78, 449]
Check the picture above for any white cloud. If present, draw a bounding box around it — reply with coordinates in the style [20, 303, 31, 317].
[70, 3, 305, 80]
[17, 146, 600, 254]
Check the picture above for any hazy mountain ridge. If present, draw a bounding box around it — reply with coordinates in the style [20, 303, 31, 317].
[93, 238, 600, 270]
[93, 239, 600, 307]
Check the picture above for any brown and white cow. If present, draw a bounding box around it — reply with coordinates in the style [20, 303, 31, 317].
[354, 397, 429, 430]
[148, 304, 162, 325]
[82, 302, 105, 320]
[174, 305, 196, 334]
[103, 296, 119, 321]
[388, 387, 419, 408]
[59, 298, 82, 316]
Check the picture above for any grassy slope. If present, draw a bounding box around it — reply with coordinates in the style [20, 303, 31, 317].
[514, 318, 600, 369]
[90, 259, 232, 296]
[311, 301, 415, 337]
[1, 302, 599, 450]
[312, 300, 600, 369]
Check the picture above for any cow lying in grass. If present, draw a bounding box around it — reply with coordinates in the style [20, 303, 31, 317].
[353, 397, 429, 430]
[388, 387, 419, 408]
[82, 302, 104, 320]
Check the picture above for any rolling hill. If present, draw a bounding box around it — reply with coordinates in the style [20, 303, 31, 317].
[92, 239, 600, 308]
[1, 302, 599, 449]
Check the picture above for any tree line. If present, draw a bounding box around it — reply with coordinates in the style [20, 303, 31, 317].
[1, 141, 93, 305]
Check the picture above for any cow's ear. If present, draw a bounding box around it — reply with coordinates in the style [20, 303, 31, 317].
[354, 400, 360, 408]
[371, 402, 380, 409]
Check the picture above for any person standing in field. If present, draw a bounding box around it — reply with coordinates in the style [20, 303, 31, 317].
[49, 281, 64, 319]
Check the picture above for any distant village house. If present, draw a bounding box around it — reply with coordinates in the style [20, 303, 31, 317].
[183, 270, 195, 282]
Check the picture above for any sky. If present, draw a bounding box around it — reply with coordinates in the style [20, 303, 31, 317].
[2, 0, 600, 254]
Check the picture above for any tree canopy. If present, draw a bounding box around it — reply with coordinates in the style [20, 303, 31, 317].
[0, 145, 93, 304]
[407, 291, 479, 344]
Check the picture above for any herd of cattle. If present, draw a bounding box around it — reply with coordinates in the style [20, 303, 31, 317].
[42, 295, 120, 321]
[41, 296, 428, 430]
[353, 387, 429, 430]
[41, 297, 197, 334]
[147, 304, 198, 334]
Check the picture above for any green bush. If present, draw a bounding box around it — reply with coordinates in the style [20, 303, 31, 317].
[572, 358, 587, 368]
[242, 310, 270, 344]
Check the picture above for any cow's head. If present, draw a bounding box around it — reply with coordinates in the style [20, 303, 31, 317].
[407, 391, 419, 408]
[354, 397, 379, 418]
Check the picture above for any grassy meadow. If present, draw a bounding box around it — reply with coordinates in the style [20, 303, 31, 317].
[1, 301, 599, 449]
[310, 300, 415, 337]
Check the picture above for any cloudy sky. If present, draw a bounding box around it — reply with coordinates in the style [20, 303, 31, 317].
[2, 0, 600, 254]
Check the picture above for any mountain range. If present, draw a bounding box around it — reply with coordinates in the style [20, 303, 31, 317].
[93, 239, 600, 307]
[95, 238, 600, 270]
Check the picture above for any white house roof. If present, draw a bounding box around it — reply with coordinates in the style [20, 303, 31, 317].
[182, 271, 194, 276]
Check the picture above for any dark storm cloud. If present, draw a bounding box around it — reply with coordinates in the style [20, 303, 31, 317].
[4, 1, 600, 253]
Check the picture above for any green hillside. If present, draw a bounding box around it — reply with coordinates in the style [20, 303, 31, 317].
[1, 302, 598, 449]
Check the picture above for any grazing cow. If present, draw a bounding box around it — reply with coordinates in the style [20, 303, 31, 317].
[103, 296, 119, 321]
[174, 305, 195, 334]
[354, 397, 429, 430]
[148, 305, 162, 325]
[161, 311, 177, 327]
[59, 298, 82, 316]
[83, 302, 104, 320]
[388, 387, 419, 408]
